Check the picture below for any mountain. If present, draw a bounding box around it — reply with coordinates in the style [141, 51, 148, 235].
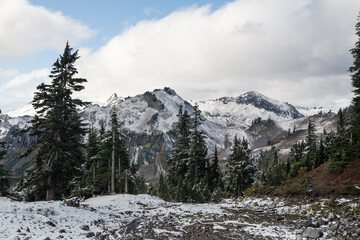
[0, 88, 339, 180]
[192, 91, 303, 128]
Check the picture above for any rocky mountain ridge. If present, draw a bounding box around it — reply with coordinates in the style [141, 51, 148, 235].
[0, 88, 339, 180]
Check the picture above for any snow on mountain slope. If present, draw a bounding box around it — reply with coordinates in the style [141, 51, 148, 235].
[193, 91, 303, 129]
[81, 88, 242, 151]
[0, 113, 32, 139]
[5, 104, 36, 118]
[295, 105, 340, 116]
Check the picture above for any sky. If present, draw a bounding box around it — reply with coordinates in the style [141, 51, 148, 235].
[0, 0, 360, 112]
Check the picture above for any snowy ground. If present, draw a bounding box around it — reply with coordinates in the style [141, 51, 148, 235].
[1, 194, 358, 240]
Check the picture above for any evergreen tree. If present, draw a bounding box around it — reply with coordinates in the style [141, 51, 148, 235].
[328, 110, 351, 173]
[305, 119, 317, 170]
[208, 146, 223, 192]
[95, 126, 112, 194]
[23, 43, 89, 200]
[349, 12, 360, 157]
[314, 139, 326, 168]
[94, 112, 130, 194]
[158, 173, 171, 201]
[187, 104, 208, 185]
[259, 147, 286, 186]
[226, 137, 256, 197]
[86, 127, 99, 190]
[167, 105, 191, 188]
[0, 141, 10, 196]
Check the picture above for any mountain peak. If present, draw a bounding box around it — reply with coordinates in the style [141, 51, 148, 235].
[105, 93, 123, 107]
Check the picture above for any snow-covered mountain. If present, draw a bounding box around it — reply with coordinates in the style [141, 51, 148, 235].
[295, 105, 340, 117]
[0, 88, 339, 180]
[192, 91, 303, 128]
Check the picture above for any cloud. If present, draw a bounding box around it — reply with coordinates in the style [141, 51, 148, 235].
[77, 0, 360, 107]
[0, 68, 49, 111]
[0, 0, 95, 60]
[144, 7, 160, 16]
[0, 68, 49, 91]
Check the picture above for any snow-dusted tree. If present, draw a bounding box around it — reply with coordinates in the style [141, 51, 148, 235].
[167, 105, 191, 189]
[187, 104, 208, 185]
[226, 136, 256, 197]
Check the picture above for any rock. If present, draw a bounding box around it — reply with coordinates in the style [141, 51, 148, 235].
[343, 231, 347, 237]
[302, 227, 323, 239]
[125, 219, 140, 234]
[81, 225, 90, 231]
[86, 232, 95, 238]
[59, 229, 66, 233]
[46, 221, 56, 227]
[26, 227, 30, 232]
[329, 224, 338, 232]
[44, 238, 51, 240]
[328, 212, 336, 221]
[304, 218, 319, 228]
[356, 228, 360, 235]
[63, 197, 80, 207]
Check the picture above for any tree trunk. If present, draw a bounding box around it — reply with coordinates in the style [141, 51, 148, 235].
[111, 129, 115, 193]
[118, 156, 121, 192]
[125, 171, 128, 193]
[92, 165, 96, 186]
[46, 177, 56, 201]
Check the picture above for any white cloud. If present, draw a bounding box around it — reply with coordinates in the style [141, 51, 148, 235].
[0, 68, 49, 111]
[0, 0, 95, 60]
[77, 0, 360, 107]
[0, 68, 19, 78]
[0, 68, 48, 91]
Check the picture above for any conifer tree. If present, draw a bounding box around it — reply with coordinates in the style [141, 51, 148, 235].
[187, 104, 208, 185]
[349, 13, 360, 157]
[158, 173, 171, 201]
[328, 109, 351, 173]
[305, 120, 317, 170]
[0, 141, 10, 196]
[167, 105, 191, 188]
[23, 43, 89, 200]
[226, 137, 256, 197]
[208, 146, 223, 192]
[86, 127, 99, 188]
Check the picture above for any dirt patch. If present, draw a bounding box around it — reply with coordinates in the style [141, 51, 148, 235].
[309, 159, 360, 195]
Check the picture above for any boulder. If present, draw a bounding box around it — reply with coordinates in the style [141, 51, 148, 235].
[302, 227, 323, 239]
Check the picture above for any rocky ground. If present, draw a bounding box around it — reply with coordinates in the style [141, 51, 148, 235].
[1, 194, 359, 240]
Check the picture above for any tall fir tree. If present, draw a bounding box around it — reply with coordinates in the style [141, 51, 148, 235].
[187, 104, 208, 185]
[23, 43, 89, 200]
[167, 105, 191, 189]
[349, 12, 360, 157]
